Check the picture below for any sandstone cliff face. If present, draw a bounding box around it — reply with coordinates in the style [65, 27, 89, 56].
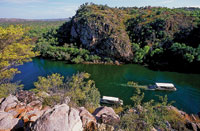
[68, 6, 133, 61]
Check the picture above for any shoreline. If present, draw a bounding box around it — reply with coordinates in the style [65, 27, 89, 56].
[35, 57, 200, 74]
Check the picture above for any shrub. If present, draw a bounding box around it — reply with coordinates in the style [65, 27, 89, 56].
[0, 83, 23, 98]
[42, 95, 62, 107]
[66, 72, 100, 108]
[71, 56, 84, 63]
[34, 73, 64, 92]
[119, 89, 178, 130]
[33, 72, 100, 108]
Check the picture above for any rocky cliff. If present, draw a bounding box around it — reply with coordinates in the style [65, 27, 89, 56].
[55, 4, 200, 70]
[58, 4, 133, 61]
[0, 91, 120, 131]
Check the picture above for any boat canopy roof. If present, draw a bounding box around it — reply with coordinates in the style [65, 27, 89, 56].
[102, 96, 119, 102]
[156, 83, 175, 87]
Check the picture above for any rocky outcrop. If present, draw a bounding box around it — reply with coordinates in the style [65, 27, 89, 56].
[167, 106, 200, 131]
[0, 111, 20, 130]
[79, 107, 96, 128]
[93, 106, 120, 125]
[31, 104, 83, 131]
[0, 95, 18, 111]
[0, 92, 199, 131]
[0, 91, 121, 131]
[68, 5, 133, 61]
[186, 121, 200, 131]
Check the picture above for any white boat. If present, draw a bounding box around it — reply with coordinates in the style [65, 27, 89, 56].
[148, 83, 176, 91]
[100, 96, 123, 105]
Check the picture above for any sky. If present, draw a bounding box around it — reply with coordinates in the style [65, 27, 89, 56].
[0, 0, 200, 19]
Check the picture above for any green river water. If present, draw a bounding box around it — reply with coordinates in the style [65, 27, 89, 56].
[13, 58, 200, 114]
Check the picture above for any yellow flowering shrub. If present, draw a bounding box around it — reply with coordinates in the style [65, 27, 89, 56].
[0, 25, 39, 83]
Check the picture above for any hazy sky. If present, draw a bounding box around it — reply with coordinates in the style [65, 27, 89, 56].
[0, 0, 200, 19]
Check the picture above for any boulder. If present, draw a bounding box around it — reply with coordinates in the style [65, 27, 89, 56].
[93, 106, 120, 125]
[114, 60, 120, 65]
[68, 108, 83, 131]
[0, 111, 19, 130]
[7, 104, 28, 119]
[27, 100, 42, 110]
[31, 104, 83, 131]
[79, 107, 96, 128]
[0, 95, 18, 111]
[23, 108, 45, 122]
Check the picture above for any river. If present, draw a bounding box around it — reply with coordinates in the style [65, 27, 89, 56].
[13, 58, 200, 114]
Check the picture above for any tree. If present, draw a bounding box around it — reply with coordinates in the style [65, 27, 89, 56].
[0, 25, 38, 83]
[169, 43, 197, 63]
[0, 25, 38, 98]
[132, 43, 150, 63]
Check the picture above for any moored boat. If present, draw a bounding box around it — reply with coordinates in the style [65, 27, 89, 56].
[100, 96, 123, 105]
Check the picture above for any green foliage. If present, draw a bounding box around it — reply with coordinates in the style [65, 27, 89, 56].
[127, 81, 138, 86]
[119, 113, 141, 130]
[0, 83, 23, 98]
[0, 25, 38, 83]
[71, 56, 84, 64]
[130, 88, 144, 107]
[0, 21, 65, 40]
[0, 25, 37, 98]
[35, 42, 103, 64]
[33, 72, 100, 108]
[104, 57, 113, 63]
[42, 95, 62, 107]
[34, 73, 64, 92]
[119, 88, 180, 130]
[66, 72, 100, 107]
[89, 55, 101, 62]
[150, 48, 163, 57]
[132, 43, 150, 63]
[169, 43, 198, 63]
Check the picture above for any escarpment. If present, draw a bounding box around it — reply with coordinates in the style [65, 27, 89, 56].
[58, 5, 133, 61]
